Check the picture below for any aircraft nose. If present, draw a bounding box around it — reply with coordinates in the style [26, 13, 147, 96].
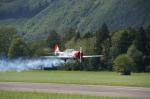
[75, 51, 80, 58]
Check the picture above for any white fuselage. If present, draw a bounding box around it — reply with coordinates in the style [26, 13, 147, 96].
[55, 49, 80, 58]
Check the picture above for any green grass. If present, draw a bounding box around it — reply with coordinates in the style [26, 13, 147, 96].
[0, 90, 130, 99]
[0, 71, 150, 87]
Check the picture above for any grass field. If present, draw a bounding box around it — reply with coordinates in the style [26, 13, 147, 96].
[0, 71, 150, 87]
[0, 90, 130, 99]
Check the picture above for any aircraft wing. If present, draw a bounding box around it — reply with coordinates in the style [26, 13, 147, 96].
[43, 56, 75, 59]
[43, 55, 103, 58]
[83, 55, 103, 58]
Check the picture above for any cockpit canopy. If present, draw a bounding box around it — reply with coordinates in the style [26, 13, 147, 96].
[65, 49, 75, 53]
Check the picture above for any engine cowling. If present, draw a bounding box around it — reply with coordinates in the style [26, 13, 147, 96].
[74, 51, 80, 58]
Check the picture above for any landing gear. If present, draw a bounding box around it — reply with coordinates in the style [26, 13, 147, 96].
[64, 59, 67, 63]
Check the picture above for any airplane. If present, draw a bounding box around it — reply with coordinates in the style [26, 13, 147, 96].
[44, 44, 103, 63]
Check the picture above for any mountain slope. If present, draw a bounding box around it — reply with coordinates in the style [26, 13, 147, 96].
[0, 0, 150, 40]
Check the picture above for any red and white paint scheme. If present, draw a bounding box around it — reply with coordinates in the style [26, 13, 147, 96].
[46, 44, 103, 63]
[54, 44, 81, 58]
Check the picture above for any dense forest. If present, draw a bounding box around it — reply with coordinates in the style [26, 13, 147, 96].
[0, 24, 150, 74]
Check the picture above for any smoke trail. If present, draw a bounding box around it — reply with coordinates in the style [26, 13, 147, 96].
[0, 58, 64, 72]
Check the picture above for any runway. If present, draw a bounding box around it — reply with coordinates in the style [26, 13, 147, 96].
[0, 82, 150, 98]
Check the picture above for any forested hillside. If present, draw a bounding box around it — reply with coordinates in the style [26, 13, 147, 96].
[0, 0, 150, 40]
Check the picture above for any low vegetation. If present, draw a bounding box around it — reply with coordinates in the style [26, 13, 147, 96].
[0, 90, 130, 99]
[0, 71, 149, 87]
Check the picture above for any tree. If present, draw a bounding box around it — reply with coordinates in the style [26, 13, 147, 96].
[145, 25, 150, 55]
[8, 38, 31, 59]
[127, 45, 144, 72]
[100, 23, 111, 70]
[145, 25, 150, 71]
[113, 54, 136, 75]
[99, 23, 110, 41]
[91, 23, 111, 70]
[92, 26, 104, 70]
[82, 24, 110, 70]
[127, 27, 136, 43]
[74, 31, 80, 41]
[111, 30, 131, 59]
[46, 30, 62, 49]
[134, 27, 148, 71]
[134, 27, 146, 54]
[0, 27, 17, 56]
[62, 28, 76, 43]
[83, 32, 93, 38]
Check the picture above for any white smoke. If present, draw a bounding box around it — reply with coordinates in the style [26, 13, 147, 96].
[0, 58, 64, 72]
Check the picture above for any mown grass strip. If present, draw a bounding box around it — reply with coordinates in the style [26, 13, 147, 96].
[0, 90, 130, 99]
[0, 71, 149, 87]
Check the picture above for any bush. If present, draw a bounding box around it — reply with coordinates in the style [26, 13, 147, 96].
[28, 40, 48, 57]
[57, 62, 82, 71]
[33, 48, 49, 57]
[127, 45, 144, 72]
[113, 54, 136, 75]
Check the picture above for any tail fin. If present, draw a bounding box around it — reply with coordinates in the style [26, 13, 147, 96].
[53, 44, 60, 55]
